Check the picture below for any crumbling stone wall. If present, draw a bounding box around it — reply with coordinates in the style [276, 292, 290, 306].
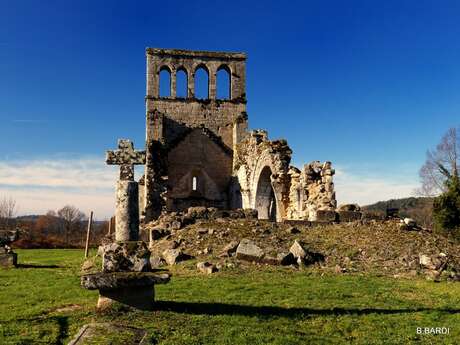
[234, 131, 337, 222]
[286, 161, 337, 221]
[233, 130, 292, 221]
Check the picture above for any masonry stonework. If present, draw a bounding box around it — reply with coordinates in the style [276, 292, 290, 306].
[141, 48, 336, 222]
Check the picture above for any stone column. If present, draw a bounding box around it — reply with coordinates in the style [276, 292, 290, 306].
[188, 72, 194, 98]
[209, 71, 216, 99]
[115, 180, 139, 241]
[171, 70, 176, 98]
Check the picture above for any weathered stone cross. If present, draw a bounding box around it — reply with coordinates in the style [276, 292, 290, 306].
[106, 139, 146, 181]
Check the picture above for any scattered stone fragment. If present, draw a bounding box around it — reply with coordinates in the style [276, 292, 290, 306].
[197, 261, 218, 274]
[277, 252, 296, 266]
[150, 228, 171, 241]
[261, 256, 279, 265]
[289, 240, 324, 265]
[289, 240, 307, 260]
[219, 240, 240, 257]
[162, 248, 191, 265]
[196, 228, 208, 235]
[400, 218, 419, 231]
[335, 265, 346, 274]
[236, 239, 264, 262]
[286, 226, 301, 234]
[404, 218, 416, 227]
[419, 254, 435, 270]
[102, 242, 151, 273]
[149, 255, 163, 268]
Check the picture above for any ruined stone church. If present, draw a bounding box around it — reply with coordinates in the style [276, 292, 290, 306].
[138, 48, 336, 223]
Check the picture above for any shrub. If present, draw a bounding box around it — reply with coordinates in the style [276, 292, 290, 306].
[433, 175, 460, 235]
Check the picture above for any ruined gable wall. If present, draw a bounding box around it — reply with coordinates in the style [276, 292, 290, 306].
[167, 129, 233, 209]
[147, 101, 246, 148]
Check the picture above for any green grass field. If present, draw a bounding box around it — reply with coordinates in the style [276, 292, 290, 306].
[1, 249, 460, 344]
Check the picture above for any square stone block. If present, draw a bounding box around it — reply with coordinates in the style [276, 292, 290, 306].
[315, 210, 337, 222]
[338, 211, 362, 222]
[0, 253, 17, 268]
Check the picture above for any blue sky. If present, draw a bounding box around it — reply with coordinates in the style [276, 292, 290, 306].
[1, 0, 459, 218]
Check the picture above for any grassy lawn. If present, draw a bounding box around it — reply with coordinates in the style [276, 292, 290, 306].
[0, 249, 459, 344]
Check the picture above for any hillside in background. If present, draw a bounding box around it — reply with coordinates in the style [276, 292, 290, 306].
[363, 197, 434, 228]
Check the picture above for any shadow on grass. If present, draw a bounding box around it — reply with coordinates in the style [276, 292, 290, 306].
[17, 263, 62, 269]
[155, 301, 460, 318]
[55, 316, 69, 345]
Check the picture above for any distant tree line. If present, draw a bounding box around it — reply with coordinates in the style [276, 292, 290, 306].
[0, 198, 108, 248]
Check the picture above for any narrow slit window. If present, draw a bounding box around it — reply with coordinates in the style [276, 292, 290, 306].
[192, 176, 197, 191]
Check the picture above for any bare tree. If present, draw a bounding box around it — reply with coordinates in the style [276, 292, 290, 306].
[57, 205, 85, 245]
[418, 127, 459, 196]
[0, 195, 18, 228]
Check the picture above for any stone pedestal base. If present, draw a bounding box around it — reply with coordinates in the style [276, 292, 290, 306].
[0, 252, 17, 268]
[97, 285, 154, 311]
[81, 271, 170, 311]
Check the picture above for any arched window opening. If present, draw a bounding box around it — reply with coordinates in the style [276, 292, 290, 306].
[176, 69, 187, 98]
[159, 68, 171, 97]
[194, 66, 208, 99]
[216, 66, 231, 99]
[192, 176, 198, 191]
[255, 166, 277, 221]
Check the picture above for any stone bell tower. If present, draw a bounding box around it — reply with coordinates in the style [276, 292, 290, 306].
[142, 48, 249, 221]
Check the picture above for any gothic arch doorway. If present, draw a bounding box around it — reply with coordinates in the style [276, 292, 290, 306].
[255, 166, 277, 220]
